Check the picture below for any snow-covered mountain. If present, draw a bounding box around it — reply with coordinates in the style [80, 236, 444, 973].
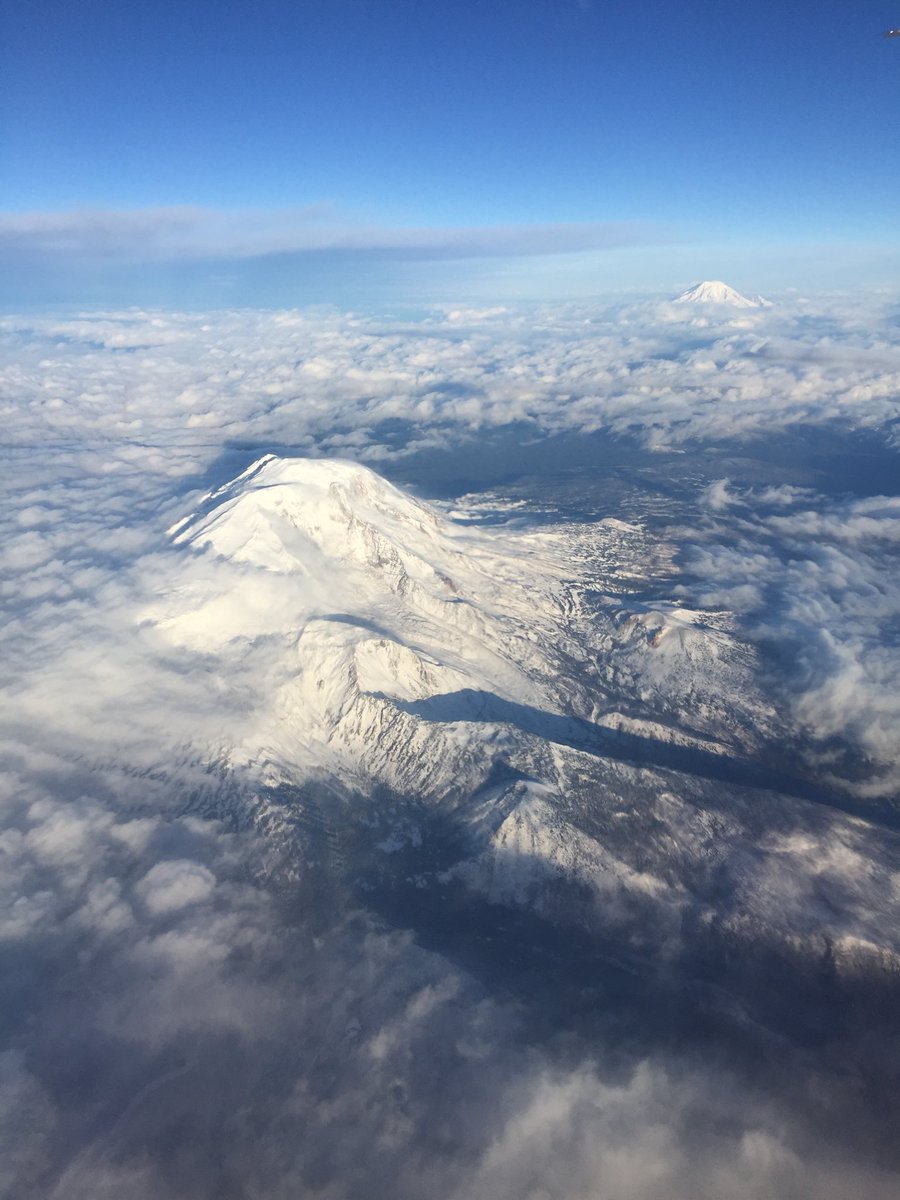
[145, 455, 900, 986]
[155, 454, 585, 788]
[675, 280, 768, 307]
[152, 454, 764, 785]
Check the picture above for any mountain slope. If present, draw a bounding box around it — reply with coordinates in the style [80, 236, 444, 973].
[155, 454, 588, 789]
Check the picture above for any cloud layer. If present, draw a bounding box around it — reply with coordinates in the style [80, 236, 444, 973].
[2, 293, 900, 1196]
[680, 483, 900, 795]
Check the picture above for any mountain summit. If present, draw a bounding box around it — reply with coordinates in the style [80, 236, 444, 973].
[674, 280, 765, 307]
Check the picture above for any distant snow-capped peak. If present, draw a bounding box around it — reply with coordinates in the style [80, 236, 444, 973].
[674, 280, 768, 308]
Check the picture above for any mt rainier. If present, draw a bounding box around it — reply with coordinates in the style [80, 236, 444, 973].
[675, 280, 769, 307]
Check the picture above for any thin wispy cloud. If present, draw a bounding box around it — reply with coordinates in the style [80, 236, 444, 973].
[0, 206, 668, 266]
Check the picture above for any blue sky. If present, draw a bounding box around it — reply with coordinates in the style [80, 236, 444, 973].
[2, 0, 900, 306]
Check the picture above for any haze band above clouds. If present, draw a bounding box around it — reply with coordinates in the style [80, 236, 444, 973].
[0, 206, 666, 264]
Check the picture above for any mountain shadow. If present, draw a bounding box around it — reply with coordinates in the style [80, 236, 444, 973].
[386, 688, 897, 828]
